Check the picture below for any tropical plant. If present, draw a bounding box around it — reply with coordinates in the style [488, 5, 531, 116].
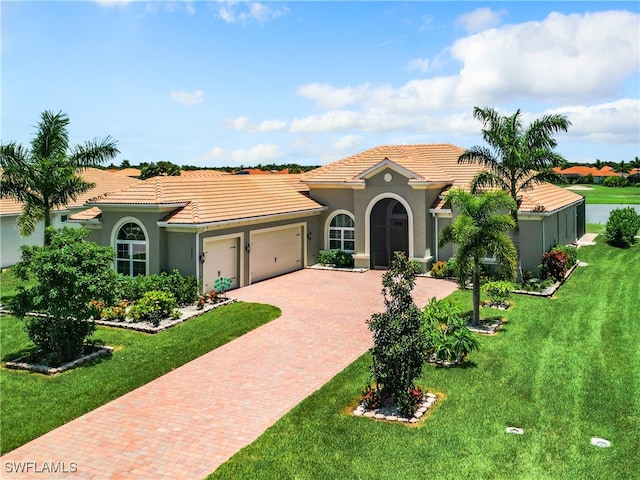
[0, 110, 119, 242]
[482, 281, 515, 306]
[458, 107, 571, 279]
[605, 207, 640, 248]
[429, 259, 457, 279]
[365, 252, 428, 417]
[9, 228, 119, 365]
[423, 297, 478, 364]
[129, 290, 180, 327]
[540, 249, 569, 282]
[439, 189, 517, 327]
[602, 176, 629, 187]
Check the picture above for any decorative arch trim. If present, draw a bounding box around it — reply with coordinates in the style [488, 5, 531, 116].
[364, 193, 414, 258]
[110, 216, 150, 276]
[324, 209, 355, 251]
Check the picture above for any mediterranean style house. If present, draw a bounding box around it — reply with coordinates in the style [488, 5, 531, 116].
[67, 144, 585, 291]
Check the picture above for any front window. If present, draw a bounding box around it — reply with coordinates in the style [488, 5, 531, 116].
[329, 214, 355, 252]
[116, 222, 147, 276]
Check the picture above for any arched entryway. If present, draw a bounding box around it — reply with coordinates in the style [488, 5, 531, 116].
[370, 198, 409, 269]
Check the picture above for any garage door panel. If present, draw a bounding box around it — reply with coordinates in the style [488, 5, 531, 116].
[204, 237, 239, 292]
[251, 226, 302, 283]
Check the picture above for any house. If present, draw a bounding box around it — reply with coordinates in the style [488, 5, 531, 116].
[553, 165, 620, 184]
[71, 144, 585, 289]
[0, 168, 141, 268]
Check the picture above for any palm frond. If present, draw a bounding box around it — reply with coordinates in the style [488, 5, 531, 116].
[30, 110, 70, 160]
[70, 136, 119, 168]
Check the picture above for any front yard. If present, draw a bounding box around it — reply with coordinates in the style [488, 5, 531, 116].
[209, 237, 639, 480]
[0, 302, 280, 454]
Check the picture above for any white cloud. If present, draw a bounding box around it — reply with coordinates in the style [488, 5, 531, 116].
[216, 1, 289, 24]
[456, 8, 507, 33]
[408, 58, 430, 73]
[229, 144, 283, 164]
[170, 90, 204, 106]
[93, 0, 131, 6]
[223, 116, 287, 132]
[334, 135, 363, 151]
[452, 10, 640, 104]
[550, 99, 640, 144]
[202, 146, 226, 161]
[297, 83, 369, 110]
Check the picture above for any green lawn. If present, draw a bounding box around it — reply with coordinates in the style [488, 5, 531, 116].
[0, 302, 281, 454]
[566, 184, 640, 204]
[210, 238, 639, 480]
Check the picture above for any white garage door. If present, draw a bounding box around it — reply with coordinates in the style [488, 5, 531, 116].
[203, 236, 239, 292]
[250, 226, 303, 283]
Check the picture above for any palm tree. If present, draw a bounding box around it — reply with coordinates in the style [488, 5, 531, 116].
[1, 110, 119, 242]
[458, 107, 571, 279]
[439, 189, 517, 327]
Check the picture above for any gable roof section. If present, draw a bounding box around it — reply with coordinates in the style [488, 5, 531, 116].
[554, 165, 620, 177]
[87, 174, 325, 225]
[304, 144, 478, 186]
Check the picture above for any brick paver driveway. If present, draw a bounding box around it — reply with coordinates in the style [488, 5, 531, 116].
[1, 269, 456, 479]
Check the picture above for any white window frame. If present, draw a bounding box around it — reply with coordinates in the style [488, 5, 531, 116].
[111, 217, 149, 277]
[325, 210, 355, 252]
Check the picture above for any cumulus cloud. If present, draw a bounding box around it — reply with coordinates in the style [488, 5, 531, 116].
[223, 116, 287, 132]
[452, 10, 640, 104]
[297, 83, 370, 110]
[170, 90, 204, 106]
[334, 134, 364, 150]
[456, 7, 507, 33]
[408, 58, 430, 72]
[202, 146, 226, 161]
[216, 1, 289, 24]
[229, 144, 283, 164]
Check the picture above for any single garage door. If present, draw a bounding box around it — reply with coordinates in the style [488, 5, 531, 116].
[203, 236, 239, 292]
[250, 225, 303, 283]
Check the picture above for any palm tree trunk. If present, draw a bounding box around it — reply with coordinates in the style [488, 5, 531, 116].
[511, 210, 523, 282]
[472, 256, 481, 327]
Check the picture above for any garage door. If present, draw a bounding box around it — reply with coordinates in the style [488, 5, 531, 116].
[250, 226, 303, 283]
[203, 236, 239, 292]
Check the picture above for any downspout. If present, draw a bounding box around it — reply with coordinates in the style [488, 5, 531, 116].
[433, 213, 439, 261]
[195, 228, 202, 293]
[542, 219, 546, 255]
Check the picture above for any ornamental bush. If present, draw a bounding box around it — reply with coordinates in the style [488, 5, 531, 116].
[366, 252, 428, 417]
[540, 249, 569, 282]
[602, 176, 629, 187]
[429, 259, 457, 279]
[128, 290, 180, 326]
[317, 249, 354, 268]
[115, 270, 197, 305]
[10, 228, 119, 365]
[551, 245, 578, 267]
[423, 297, 478, 364]
[605, 207, 640, 248]
[481, 281, 515, 305]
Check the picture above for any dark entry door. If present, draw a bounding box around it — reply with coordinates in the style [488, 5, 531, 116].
[371, 199, 408, 269]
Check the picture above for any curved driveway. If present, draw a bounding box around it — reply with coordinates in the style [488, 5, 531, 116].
[1, 269, 456, 479]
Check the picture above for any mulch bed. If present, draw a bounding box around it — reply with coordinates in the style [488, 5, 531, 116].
[5, 345, 114, 376]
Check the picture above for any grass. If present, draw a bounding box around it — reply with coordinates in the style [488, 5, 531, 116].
[209, 237, 639, 480]
[566, 184, 640, 204]
[0, 301, 281, 454]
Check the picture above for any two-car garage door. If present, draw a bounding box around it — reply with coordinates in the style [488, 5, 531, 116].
[250, 225, 303, 283]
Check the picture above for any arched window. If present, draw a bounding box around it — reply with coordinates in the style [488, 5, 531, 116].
[329, 214, 355, 252]
[116, 222, 147, 276]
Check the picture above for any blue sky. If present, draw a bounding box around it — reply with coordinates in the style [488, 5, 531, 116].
[2, 1, 639, 168]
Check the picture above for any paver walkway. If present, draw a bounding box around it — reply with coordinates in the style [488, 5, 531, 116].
[1, 269, 456, 479]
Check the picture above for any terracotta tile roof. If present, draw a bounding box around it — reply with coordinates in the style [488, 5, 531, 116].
[1, 168, 141, 216]
[88, 174, 325, 225]
[304, 144, 480, 186]
[554, 165, 620, 177]
[179, 170, 230, 178]
[106, 168, 142, 177]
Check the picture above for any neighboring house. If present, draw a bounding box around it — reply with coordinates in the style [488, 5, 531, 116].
[72, 144, 585, 289]
[553, 165, 620, 184]
[0, 168, 141, 268]
[627, 168, 640, 183]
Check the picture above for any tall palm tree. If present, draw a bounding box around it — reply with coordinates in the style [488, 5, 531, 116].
[1, 110, 119, 242]
[458, 107, 571, 279]
[439, 189, 516, 327]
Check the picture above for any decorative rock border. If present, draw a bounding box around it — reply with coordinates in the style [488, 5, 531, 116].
[467, 318, 503, 335]
[352, 392, 438, 424]
[93, 298, 236, 334]
[5, 346, 114, 376]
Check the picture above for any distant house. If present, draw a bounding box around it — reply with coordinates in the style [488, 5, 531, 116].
[553, 165, 620, 184]
[71, 144, 585, 288]
[0, 168, 141, 268]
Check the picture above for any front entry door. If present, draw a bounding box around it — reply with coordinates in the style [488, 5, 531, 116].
[371, 199, 408, 269]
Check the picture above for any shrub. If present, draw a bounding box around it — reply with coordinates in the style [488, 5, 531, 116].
[129, 290, 179, 327]
[115, 270, 197, 305]
[317, 249, 354, 268]
[429, 259, 457, 279]
[540, 249, 569, 282]
[481, 281, 514, 305]
[605, 207, 640, 248]
[366, 253, 427, 417]
[602, 176, 628, 187]
[423, 297, 478, 364]
[10, 228, 119, 365]
[551, 245, 578, 267]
